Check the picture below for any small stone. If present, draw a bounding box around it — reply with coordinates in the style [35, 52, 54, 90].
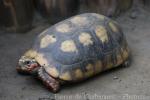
[113, 76, 119, 80]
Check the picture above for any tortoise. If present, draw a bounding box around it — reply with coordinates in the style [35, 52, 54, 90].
[17, 13, 131, 93]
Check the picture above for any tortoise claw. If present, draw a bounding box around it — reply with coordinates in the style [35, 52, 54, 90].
[122, 58, 131, 67]
[38, 67, 60, 93]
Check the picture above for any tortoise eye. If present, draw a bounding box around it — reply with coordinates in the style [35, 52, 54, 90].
[25, 61, 31, 65]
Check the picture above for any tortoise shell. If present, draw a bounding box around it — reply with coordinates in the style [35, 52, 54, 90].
[30, 13, 130, 82]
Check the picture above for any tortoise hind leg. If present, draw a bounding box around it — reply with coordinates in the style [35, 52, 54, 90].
[122, 56, 132, 67]
[38, 67, 60, 93]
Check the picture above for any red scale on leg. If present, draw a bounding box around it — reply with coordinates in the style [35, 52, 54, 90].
[38, 67, 60, 93]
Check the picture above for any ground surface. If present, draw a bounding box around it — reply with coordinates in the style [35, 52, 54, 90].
[0, 7, 150, 100]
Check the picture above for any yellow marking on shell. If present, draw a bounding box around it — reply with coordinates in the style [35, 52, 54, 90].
[92, 13, 105, 20]
[122, 47, 129, 61]
[85, 64, 94, 77]
[60, 40, 78, 52]
[56, 24, 71, 33]
[95, 25, 108, 43]
[35, 53, 49, 66]
[79, 32, 93, 46]
[95, 60, 103, 74]
[74, 69, 83, 79]
[109, 21, 118, 33]
[105, 55, 113, 70]
[44, 66, 59, 78]
[24, 49, 37, 58]
[40, 35, 56, 48]
[115, 53, 123, 66]
[60, 72, 71, 81]
[70, 16, 89, 26]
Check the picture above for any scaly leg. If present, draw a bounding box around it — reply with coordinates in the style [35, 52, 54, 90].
[38, 67, 60, 93]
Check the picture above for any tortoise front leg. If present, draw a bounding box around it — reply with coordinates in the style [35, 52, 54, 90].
[38, 67, 60, 93]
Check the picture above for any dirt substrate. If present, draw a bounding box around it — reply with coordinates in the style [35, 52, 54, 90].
[0, 7, 150, 100]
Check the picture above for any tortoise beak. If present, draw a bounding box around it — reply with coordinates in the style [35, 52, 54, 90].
[16, 61, 39, 75]
[16, 65, 31, 75]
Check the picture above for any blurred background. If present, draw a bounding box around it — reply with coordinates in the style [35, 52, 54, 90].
[1, 0, 150, 100]
[0, 0, 148, 32]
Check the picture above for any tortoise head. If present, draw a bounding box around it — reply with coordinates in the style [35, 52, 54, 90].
[17, 56, 39, 75]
